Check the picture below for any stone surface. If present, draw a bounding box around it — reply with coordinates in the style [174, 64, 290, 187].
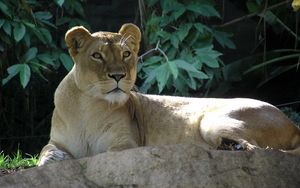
[1, 144, 300, 188]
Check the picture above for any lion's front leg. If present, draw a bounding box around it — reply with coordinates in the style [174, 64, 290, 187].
[38, 143, 73, 166]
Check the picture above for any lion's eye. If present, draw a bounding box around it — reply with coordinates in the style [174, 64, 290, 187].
[91, 52, 103, 60]
[123, 51, 131, 58]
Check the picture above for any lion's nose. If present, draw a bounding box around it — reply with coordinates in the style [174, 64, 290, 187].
[108, 73, 126, 82]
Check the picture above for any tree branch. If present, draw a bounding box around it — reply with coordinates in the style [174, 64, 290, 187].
[138, 41, 169, 63]
[215, 0, 292, 28]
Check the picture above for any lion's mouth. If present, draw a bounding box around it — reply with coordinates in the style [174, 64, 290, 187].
[107, 87, 126, 94]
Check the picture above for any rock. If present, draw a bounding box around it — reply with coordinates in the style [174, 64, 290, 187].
[0, 144, 300, 188]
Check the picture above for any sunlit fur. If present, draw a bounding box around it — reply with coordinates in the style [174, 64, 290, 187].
[38, 23, 300, 166]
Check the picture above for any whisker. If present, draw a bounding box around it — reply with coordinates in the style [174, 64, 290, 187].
[120, 34, 133, 48]
[120, 34, 126, 47]
[123, 35, 132, 44]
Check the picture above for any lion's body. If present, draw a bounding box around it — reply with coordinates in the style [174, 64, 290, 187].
[132, 93, 300, 149]
[38, 24, 300, 166]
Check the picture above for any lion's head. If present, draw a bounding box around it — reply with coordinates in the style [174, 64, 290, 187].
[65, 23, 141, 105]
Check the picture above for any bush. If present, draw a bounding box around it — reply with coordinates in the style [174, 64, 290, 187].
[0, 0, 89, 88]
[138, 0, 235, 96]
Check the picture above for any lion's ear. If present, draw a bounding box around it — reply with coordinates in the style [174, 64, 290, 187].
[118, 23, 141, 53]
[65, 26, 91, 56]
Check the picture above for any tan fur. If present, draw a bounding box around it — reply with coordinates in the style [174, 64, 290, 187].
[38, 23, 300, 165]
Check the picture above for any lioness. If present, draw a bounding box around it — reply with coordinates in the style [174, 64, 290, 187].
[38, 23, 300, 165]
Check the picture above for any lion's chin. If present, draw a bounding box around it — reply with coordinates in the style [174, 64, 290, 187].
[104, 90, 129, 105]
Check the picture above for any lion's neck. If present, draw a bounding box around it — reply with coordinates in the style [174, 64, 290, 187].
[55, 71, 130, 118]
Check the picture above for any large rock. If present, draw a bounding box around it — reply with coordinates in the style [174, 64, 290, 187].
[1, 144, 299, 188]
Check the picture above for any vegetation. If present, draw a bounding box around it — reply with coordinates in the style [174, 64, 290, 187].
[223, 0, 300, 92]
[138, 0, 235, 96]
[0, 0, 89, 88]
[0, 149, 38, 176]
[137, 0, 300, 96]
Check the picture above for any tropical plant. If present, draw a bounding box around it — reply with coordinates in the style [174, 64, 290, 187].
[223, 0, 300, 89]
[138, 0, 235, 96]
[0, 0, 89, 88]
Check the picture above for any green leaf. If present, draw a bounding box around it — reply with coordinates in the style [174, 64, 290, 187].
[54, 0, 65, 7]
[37, 53, 55, 66]
[140, 68, 158, 93]
[187, 75, 197, 90]
[59, 53, 73, 71]
[174, 76, 187, 95]
[166, 46, 177, 59]
[170, 35, 179, 48]
[3, 21, 11, 36]
[0, 1, 12, 18]
[39, 19, 57, 29]
[0, 19, 5, 28]
[160, 1, 172, 12]
[195, 46, 223, 58]
[195, 46, 222, 68]
[13, 23, 26, 42]
[173, 59, 210, 79]
[177, 24, 192, 41]
[23, 32, 31, 47]
[157, 30, 171, 43]
[40, 28, 52, 43]
[172, 5, 186, 20]
[143, 56, 163, 66]
[155, 63, 170, 93]
[194, 23, 205, 33]
[23, 22, 35, 28]
[34, 11, 52, 20]
[167, 60, 179, 79]
[29, 60, 50, 71]
[2, 64, 22, 86]
[174, 59, 198, 72]
[21, 47, 38, 63]
[160, 16, 173, 27]
[7, 64, 21, 75]
[189, 71, 209, 79]
[187, 3, 220, 18]
[162, 1, 184, 14]
[29, 62, 48, 81]
[201, 55, 219, 68]
[213, 31, 236, 49]
[29, 27, 47, 44]
[72, 1, 85, 17]
[19, 64, 31, 88]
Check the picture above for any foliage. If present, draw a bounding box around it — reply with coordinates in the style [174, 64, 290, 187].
[223, 0, 300, 89]
[0, 0, 88, 88]
[138, 0, 235, 96]
[0, 149, 38, 170]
